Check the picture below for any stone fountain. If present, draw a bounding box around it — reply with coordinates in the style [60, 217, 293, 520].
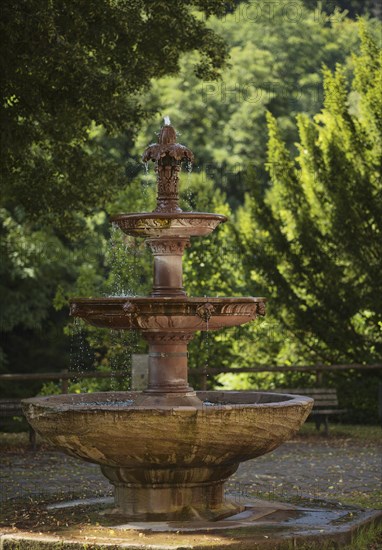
[23, 120, 313, 522]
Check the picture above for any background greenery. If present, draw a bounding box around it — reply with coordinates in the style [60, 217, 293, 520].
[1, 0, 381, 424]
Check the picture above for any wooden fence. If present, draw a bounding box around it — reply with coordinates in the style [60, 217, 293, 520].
[1, 363, 381, 394]
[1, 363, 382, 422]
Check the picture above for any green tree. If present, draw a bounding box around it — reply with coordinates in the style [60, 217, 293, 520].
[0, 207, 106, 376]
[0, 0, 234, 381]
[135, 1, 372, 206]
[240, 22, 382, 365]
[302, 0, 381, 19]
[1, 0, 233, 230]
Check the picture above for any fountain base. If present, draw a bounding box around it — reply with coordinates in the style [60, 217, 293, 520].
[101, 464, 241, 520]
[3, 495, 382, 549]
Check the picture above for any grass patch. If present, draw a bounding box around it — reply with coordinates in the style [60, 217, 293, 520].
[280, 521, 382, 549]
[339, 491, 382, 510]
[345, 521, 382, 550]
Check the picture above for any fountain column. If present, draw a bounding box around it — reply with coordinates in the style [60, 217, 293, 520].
[141, 231, 198, 403]
[144, 333, 194, 391]
[146, 238, 190, 297]
[136, 331, 199, 406]
[137, 122, 199, 405]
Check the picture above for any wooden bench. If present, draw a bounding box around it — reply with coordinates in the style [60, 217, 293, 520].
[0, 398, 36, 449]
[274, 388, 346, 435]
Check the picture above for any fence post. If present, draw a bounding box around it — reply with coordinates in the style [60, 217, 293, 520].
[60, 369, 69, 394]
[315, 369, 323, 386]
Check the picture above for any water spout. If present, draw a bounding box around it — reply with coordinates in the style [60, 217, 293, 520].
[163, 115, 171, 126]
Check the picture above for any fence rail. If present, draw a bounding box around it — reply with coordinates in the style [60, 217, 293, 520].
[192, 364, 382, 390]
[0, 370, 126, 394]
[1, 363, 381, 393]
[0, 371, 126, 382]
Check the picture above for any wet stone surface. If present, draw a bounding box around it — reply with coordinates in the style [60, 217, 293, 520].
[76, 400, 135, 407]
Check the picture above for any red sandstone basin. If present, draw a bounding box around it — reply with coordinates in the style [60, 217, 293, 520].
[22, 391, 313, 468]
[111, 212, 227, 238]
[69, 297, 266, 331]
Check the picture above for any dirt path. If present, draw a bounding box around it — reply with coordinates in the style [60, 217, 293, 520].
[230, 437, 382, 507]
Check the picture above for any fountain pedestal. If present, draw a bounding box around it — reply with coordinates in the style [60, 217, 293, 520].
[101, 464, 240, 520]
[135, 332, 201, 407]
[147, 237, 190, 297]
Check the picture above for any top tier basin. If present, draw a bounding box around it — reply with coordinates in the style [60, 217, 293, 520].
[112, 212, 227, 238]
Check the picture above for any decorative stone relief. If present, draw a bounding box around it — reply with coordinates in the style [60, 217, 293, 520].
[146, 238, 190, 255]
[196, 303, 216, 322]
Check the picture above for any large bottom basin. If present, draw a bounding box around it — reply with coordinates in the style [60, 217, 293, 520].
[22, 391, 313, 520]
[23, 391, 312, 468]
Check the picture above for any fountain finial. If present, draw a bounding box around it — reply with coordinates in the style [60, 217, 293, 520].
[158, 119, 177, 146]
[142, 119, 194, 213]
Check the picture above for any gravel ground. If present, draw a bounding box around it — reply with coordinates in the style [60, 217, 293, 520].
[229, 438, 382, 506]
[1, 433, 381, 510]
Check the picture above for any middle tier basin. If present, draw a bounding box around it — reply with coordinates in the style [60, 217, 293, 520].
[69, 297, 266, 331]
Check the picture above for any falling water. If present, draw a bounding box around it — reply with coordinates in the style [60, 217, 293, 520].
[69, 318, 94, 392]
[203, 300, 210, 388]
[180, 160, 194, 211]
[142, 161, 154, 204]
[69, 322, 136, 394]
[185, 160, 194, 211]
[106, 223, 140, 297]
[107, 328, 137, 391]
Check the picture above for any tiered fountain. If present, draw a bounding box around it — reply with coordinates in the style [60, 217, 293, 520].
[23, 120, 313, 522]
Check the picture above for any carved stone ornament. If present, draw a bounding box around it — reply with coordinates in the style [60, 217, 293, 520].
[143, 332, 195, 343]
[257, 301, 266, 316]
[142, 124, 194, 164]
[123, 301, 139, 315]
[110, 213, 227, 239]
[146, 238, 190, 255]
[142, 122, 194, 213]
[70, 303, 79, 316]
[196, 303, 216, 322]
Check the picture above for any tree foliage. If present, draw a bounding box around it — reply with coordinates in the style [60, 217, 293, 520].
[2, 1, 381, 421]
[0, 0, 234, 376]
[241, 22, 382, 364]
[135, 1, 368, 205]
[302, 0, 381, 19]
[1, 0, 232, 230]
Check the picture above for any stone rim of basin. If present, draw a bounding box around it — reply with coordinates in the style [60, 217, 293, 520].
[23, 390, 313, 410]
